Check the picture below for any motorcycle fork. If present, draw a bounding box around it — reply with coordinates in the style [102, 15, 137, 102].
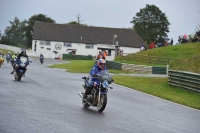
[98, 88, 101, 103]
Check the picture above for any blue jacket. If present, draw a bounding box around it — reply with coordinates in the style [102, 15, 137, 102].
[90, 65, 108, 81]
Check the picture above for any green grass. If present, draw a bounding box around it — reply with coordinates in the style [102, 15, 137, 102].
[134, 42, 200, 59]
[113, 76, 200, 109]
[115, 42, 200, 73]
[0, 48, 13, 54]
[114, 59, 166, 66]
[50, 60, 95, 73]
[49, 60, 133, 74]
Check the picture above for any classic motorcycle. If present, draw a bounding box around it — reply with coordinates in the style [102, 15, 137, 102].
[14, 56, 29, 81]
[78, 70, 113, 112]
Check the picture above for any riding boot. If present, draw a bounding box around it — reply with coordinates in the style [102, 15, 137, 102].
[23, 70, 26, 77]
[10, 68, 14, 74]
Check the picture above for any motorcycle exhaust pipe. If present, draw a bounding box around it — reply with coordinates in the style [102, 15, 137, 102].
[78, 92, 83, 98]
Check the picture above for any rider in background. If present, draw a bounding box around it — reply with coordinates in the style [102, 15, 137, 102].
[0, 51, 4, 57]
[0, 51, 4, 65]
[40, 54, 44, 59]
[84, 59, 108, 98]
[6, 51, 12, 63]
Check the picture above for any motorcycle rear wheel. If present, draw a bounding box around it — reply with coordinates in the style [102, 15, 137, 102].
[97, 95, 107, 112]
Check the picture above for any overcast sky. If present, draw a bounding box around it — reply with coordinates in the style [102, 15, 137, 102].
[0, 0, 200, 44]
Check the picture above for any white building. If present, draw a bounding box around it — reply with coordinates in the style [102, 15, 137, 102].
[32, 22, 144, 61]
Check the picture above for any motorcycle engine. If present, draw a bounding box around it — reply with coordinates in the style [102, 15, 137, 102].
[86, 95, 93, 102]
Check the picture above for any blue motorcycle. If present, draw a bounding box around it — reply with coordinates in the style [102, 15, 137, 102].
[79, 70, 113, 112]
[14, 57, 29, 81]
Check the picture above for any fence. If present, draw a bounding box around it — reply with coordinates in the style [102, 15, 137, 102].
[106, 61, 122, 70]
[118, 54, 177, 65]
[168, 70, 200, 93]
[63, 54, 93, 60]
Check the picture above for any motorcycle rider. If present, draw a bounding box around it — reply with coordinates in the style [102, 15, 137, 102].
[11, 53, 17, 66]
[6, 51, 12, 63]
[0, 51, 4, 66]
[40, 54, 44, 61]
[83, 59, 108, 99]
[40, 54, 44, 58]
[0, 51, 4, 56]
[10, 50, 29, 76]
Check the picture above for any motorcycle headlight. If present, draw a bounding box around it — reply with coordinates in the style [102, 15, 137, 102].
[102, 80, 109, 88]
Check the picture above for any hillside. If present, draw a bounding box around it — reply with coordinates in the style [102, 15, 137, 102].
[115, 42, 200, 73]
[134, 43, 200, 59]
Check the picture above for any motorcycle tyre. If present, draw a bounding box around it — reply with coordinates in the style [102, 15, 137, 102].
[97, 95, 107, 112]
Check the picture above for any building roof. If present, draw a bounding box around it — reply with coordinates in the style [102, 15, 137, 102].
[33, 22, 144, 48]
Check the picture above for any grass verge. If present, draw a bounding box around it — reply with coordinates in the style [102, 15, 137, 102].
[115, 43, 200, 73]
[114, 58, 166, 66]
[49, 60, 133, 74]
[113, 76, 200, 109]
[0, 48, 13, 54]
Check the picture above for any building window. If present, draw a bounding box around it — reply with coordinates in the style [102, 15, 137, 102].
[85, 44, 94, 49]
[46, 41, 50, 45]
[40, 41, 45, 45]
[40, 41, 51, 45]
[64, 42, 72, 47]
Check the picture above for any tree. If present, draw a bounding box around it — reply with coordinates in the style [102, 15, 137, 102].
[4, 17, 26, 38]
[131, 4, 170, 44]
[3, 17, 26, 46]
[24, 14, 55, 48]
[76, 13, 82, 24]
[195, 24, 200, 32]
[67, 13, 86, 26]
[68, 21, 82, 25]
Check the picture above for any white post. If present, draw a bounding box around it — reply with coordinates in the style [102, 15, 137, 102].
[167, 65, 169, 76]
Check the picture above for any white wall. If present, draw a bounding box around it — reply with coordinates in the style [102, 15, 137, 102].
[0, 44, 21, 53]
[119, 46, 140, 56]
[32, 40, 140, 60]
[33, 40, 97, 55]
[32, 40, 116, 60]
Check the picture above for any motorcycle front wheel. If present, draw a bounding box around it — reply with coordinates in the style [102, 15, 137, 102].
[97, 95, 107, 112]
[18, 76, 22, 81]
